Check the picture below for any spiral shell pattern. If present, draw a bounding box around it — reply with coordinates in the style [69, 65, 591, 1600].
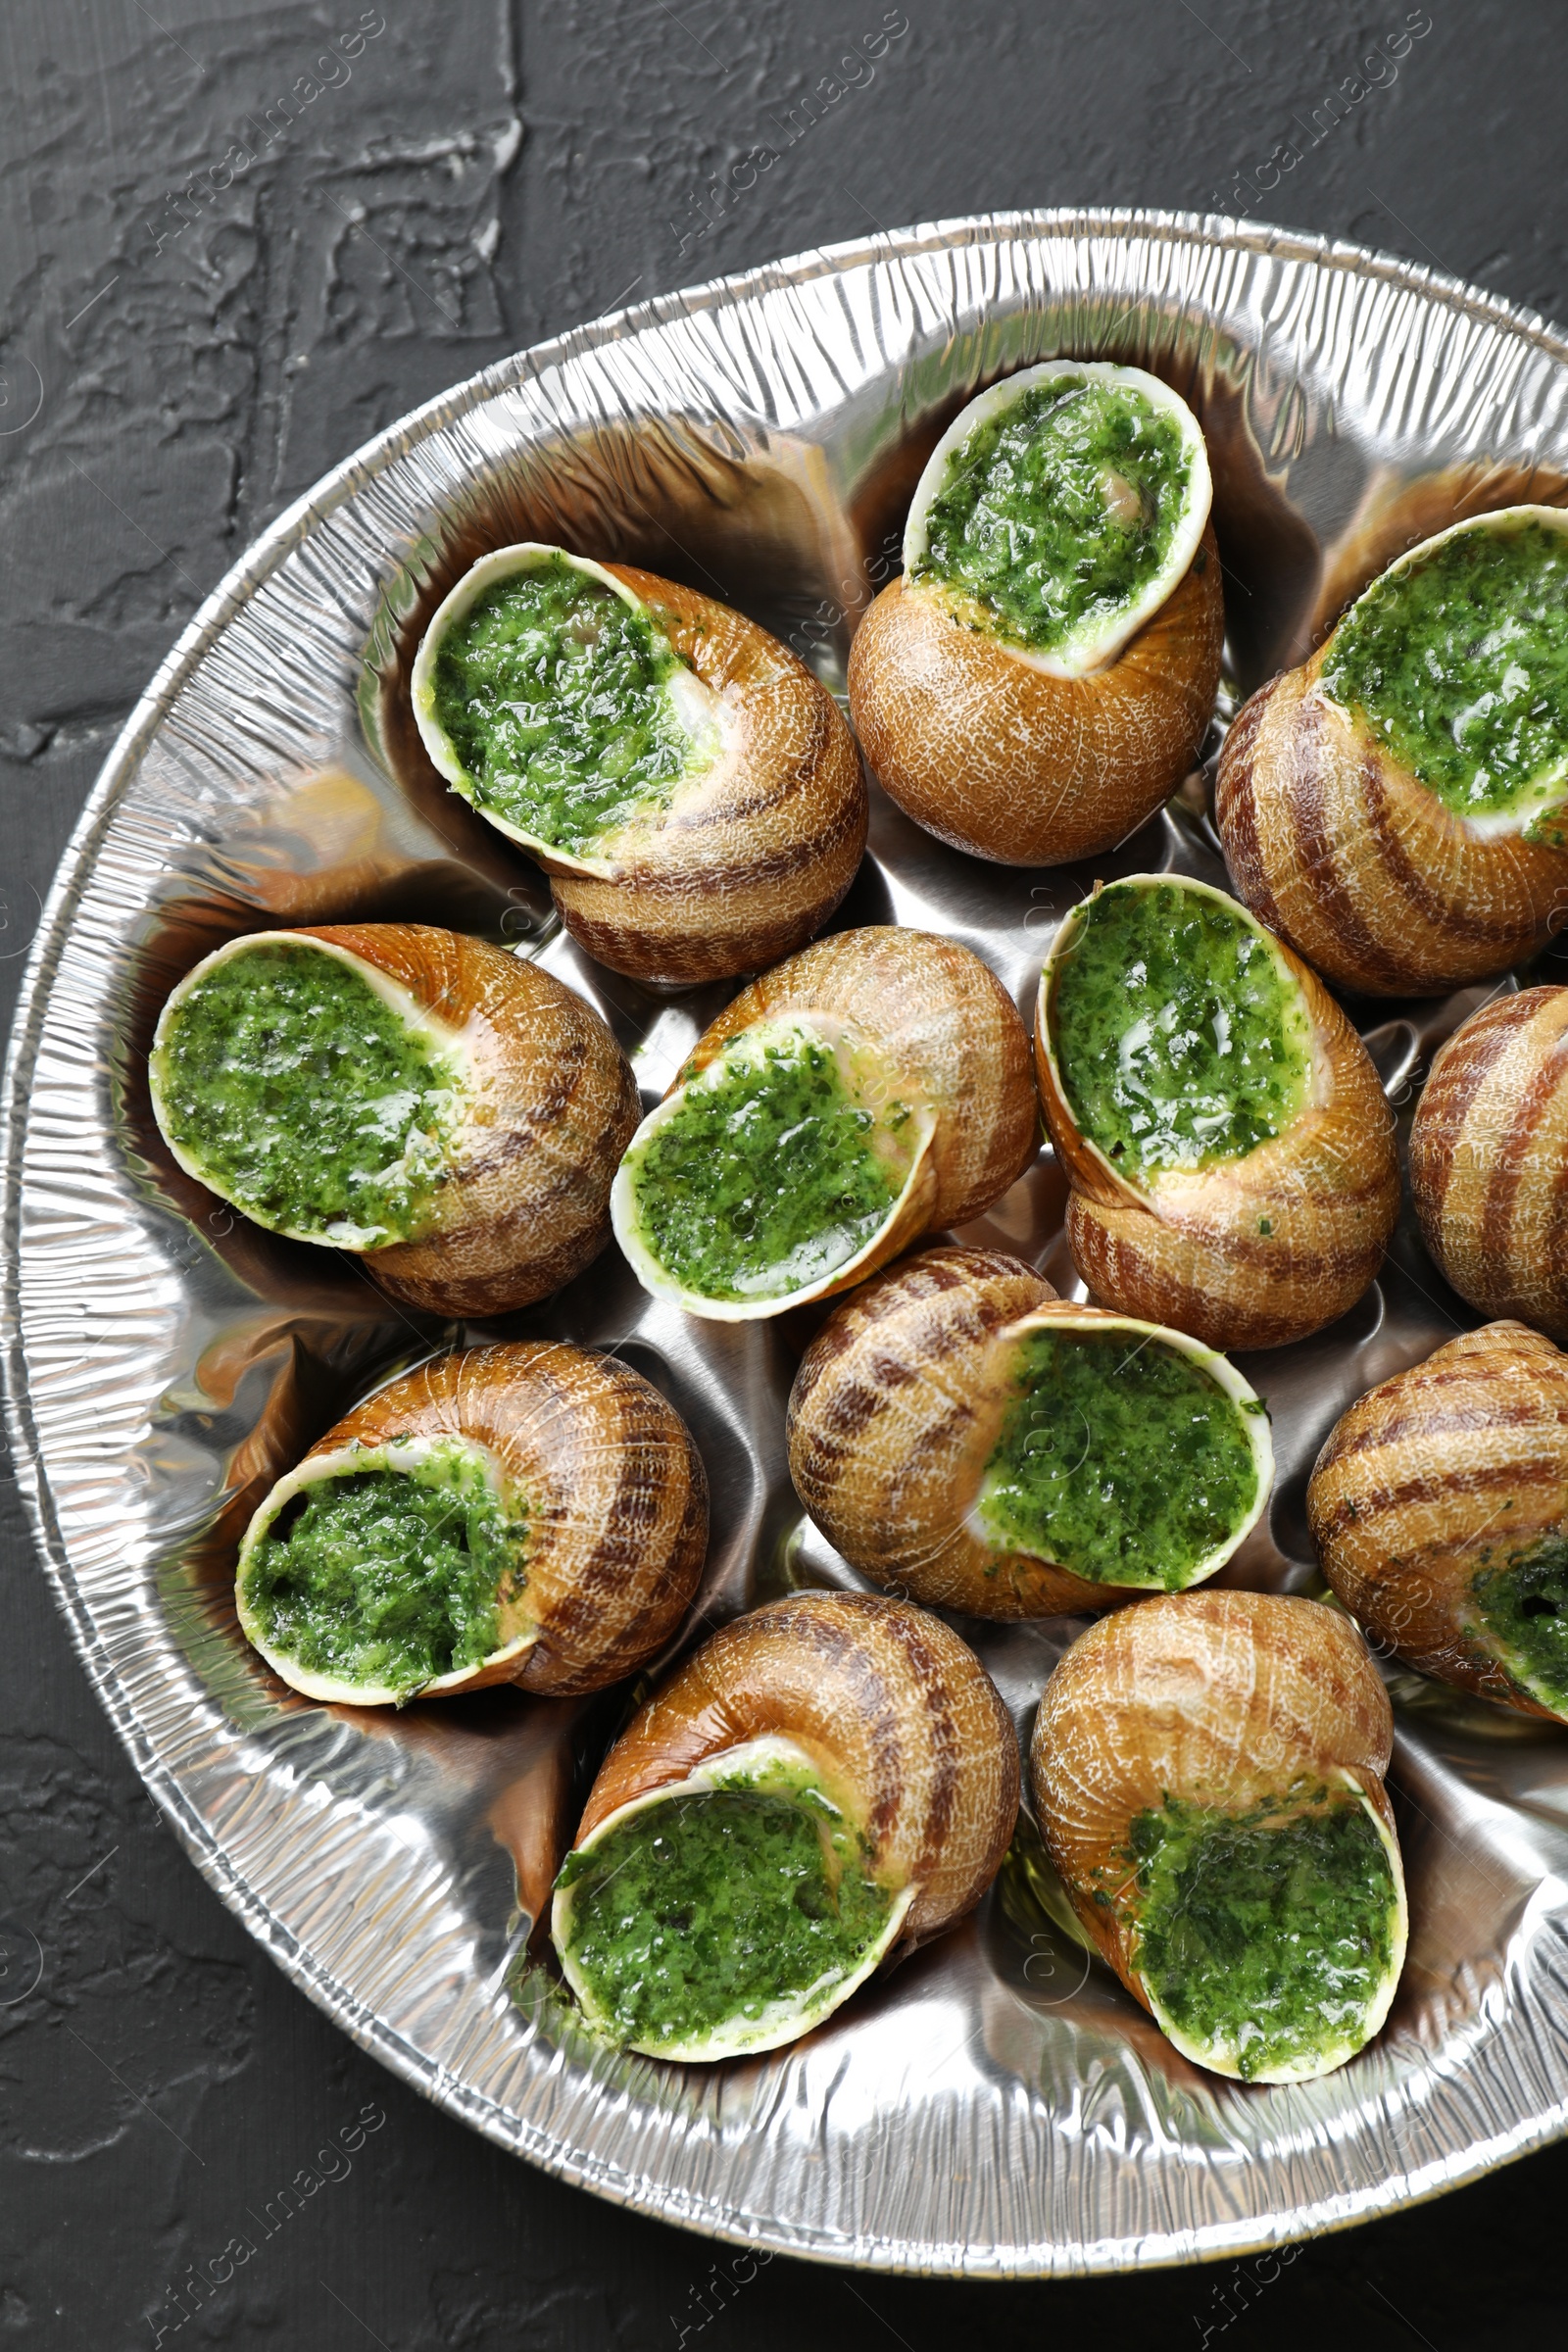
[1216, 651, 1568, 998]
[238, 1342, 708, 1701]
[1308, 1321, 1568, 1721]
[1409, 985, 1568, 1343]
[572, 1590, 1020, 1948]
[847, 524, 1223, 866]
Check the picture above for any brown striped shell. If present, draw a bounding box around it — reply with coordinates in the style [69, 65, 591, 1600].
[787, 1246, 1272, 1617]
[1409, 986, 1568, 1343]
[1307, 1321, 1568, 1722]
[414, 547, 866, 988]
[1030, 1591, 1407, 2082]
[1034, 876, 1400, 1350]
[1215, 641, 1568, 999]
[153, 923, 641, 1319]
[612, 927, 1041, 1321]
[235, 1342, 708, 1704]
[568, 1590, 1019, 1948]
[846, 524, 1223, 866]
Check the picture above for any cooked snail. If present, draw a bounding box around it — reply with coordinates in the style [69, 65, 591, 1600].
[612, 926, 1039, 1321]
[550, 1590, 1019, 2060]
[1035, 873, 1399, 1349]
[1031, 1591, 1408, 2082]
[1409, 984, 1568, 1343]
[1309, 1322, 1568, 1723]
[1216, 507, 1568, 997]
[236, 1342, 708, 1704]
[788, 1245, 1272, 1617]
[847, 361, 1224, 865]
[150, 921, 640, 1317]
[412, 544, 866, 987]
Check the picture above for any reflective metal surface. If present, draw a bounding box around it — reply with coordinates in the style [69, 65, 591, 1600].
[7, 210, 1568, 2277]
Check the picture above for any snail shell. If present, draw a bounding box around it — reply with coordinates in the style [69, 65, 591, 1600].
[1308, 1321, 1568, 1722]
[1215, 511, 1568, 998]
[236, 1342, 708, 1704]
[847, 362, 1224, 866]
[552, 1590, 1020, 2059]
[1031, 1591, 1408, 2082]
[612, 926, 1040, 1321]
[787, 1246, 1272, 1617]
[413, 545, 866, 988]
[1035, 875, 1399, 1349]
[1409, 985, 1568, 1343]
[150, 923, 640, 1319]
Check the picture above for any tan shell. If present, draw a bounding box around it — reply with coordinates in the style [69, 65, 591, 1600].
[787, 1246, 1271, 1617]
[1031, 1591, 1407, 2081]
[236, 1342, 708, 1704]
[151, 922, 639, 1318]
[1034, 877, 1400, 1350]
[846, 524, 1223, 866]
[414, 548, 866, 988]
[1409, 985, 1568, 1343]
[571, 1590, 1020, 1949]
[1308, 1321, 1568, 1722]
[1215, 643, 1568, 999]
[613, 926, 1041, 1320]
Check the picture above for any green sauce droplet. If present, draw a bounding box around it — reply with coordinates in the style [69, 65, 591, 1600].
[1320, 519, 1568, 825]
[912, 376, 1193, 656]
[1051, 882, 1311, 1179]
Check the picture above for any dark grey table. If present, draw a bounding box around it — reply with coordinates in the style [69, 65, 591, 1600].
[2, 5, 1561, 2344]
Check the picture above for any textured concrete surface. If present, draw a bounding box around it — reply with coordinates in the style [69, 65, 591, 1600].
[2, 4, 1565, 2345]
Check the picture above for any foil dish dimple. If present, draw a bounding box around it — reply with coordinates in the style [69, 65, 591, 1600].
[7, 209, 1568, 2277]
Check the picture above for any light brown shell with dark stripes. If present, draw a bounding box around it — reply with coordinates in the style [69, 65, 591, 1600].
[236, 1343, 709, 1703]
[846, 525, 1224, 865]
[1215, 645, 1568, 997]
[1410, 986, 1568, 1342]
[1031, 1591, 1406, 2080]
[1034, 879, 1400, 1350]
[1307, 1321, 1568, 1721]
[613, 927, 1042, 1318]
[265, 924, 639, 1318]
[787, 1246, 1270, 1616]
[570, 1590, 1020, 1949]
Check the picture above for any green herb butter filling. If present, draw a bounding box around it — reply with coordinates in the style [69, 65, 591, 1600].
[154, 941, 463, 1246]
[1470, 1530, 1568, 1714]
[1125, 1787, 1399, 2080]
[622, 1025, 909, 1303]
[1319, 518, 1568, 831]
[556, 1784, 895, 2052]
[1051, 882, 1312, 1179]
[428, 555, 713, 856]
[911, 375, 1195, 656]
[978, 1329, 1260, 1589]
[243, 1447, 523, 1701]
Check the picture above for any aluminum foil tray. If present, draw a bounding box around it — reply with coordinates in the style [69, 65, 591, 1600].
[7, 210, 1568, 2278]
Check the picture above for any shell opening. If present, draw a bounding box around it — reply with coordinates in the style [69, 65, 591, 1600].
[612, 1013, 935, 1322]
[150, 931, 471, 1251]
[410, 541, 724, 874]
[1314, 505, 1568, 841]
[1466, 1527, 1568, 1719]
[902, 360, 1212, 678]
[968, 1311, 1272, 1592]
[1127, 1774, 1407, 2083]
[1040, 874, 1314, 1190]
[551, 1736, 913, 2063]
[235, 1434, 532, 1705]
